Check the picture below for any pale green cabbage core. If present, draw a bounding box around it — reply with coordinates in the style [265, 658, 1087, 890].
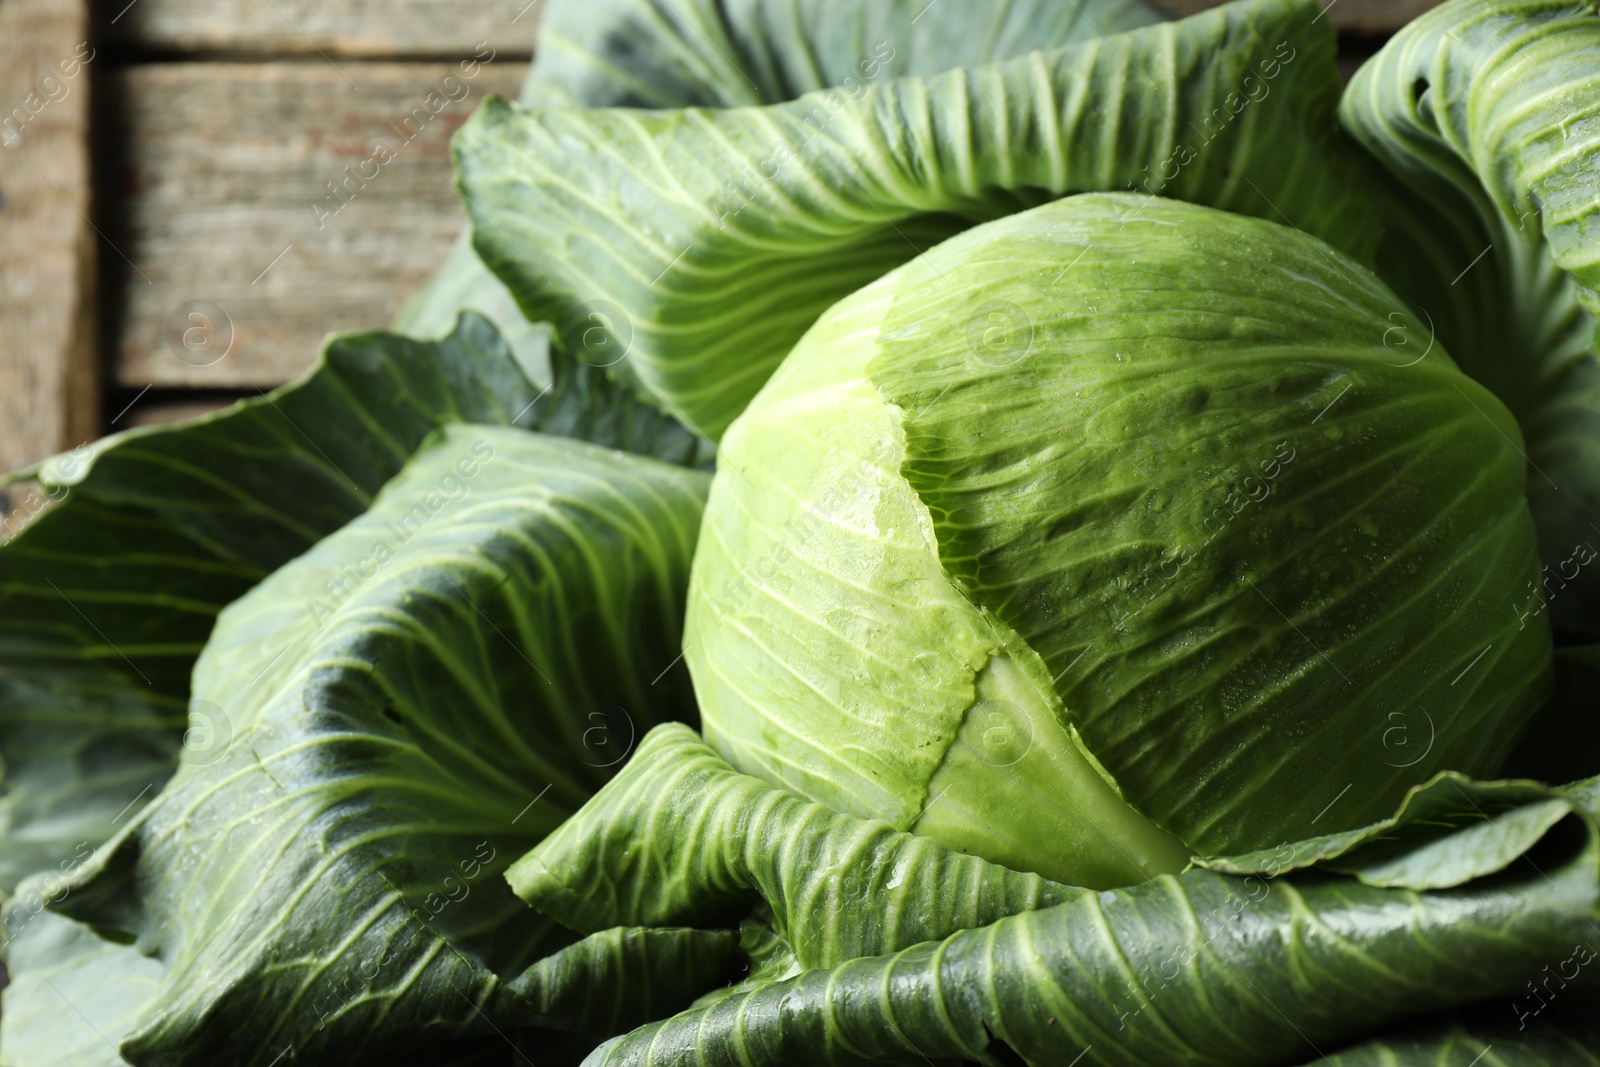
[914, 650, 1191, 885]
[686, 193, 1553, 887]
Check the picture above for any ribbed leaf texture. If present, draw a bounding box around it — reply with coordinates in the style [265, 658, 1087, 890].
[1342, 0, 1600, 637]
[509, 723, 1080, 973]
[44, 427, 720, 1064]
[686, 193, 1549, 885]
[456, 0, 1378, 439]
[520, 729, 1600, 1067]
[0, 314, 547, 895]
[400, 0, 1165, 353]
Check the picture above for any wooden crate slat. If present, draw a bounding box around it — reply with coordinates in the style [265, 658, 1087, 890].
[98, 0, 541, 58]
[1150, 0, 1443, 32]
[113, 60, 525, 389]
[0, 0, 97, 473]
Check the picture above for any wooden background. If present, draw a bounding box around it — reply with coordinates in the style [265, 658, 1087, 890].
[0, 0, 1439, 479]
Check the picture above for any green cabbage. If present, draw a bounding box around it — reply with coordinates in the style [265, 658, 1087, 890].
[687, 192, 1552, 885]
[2, 0, 1598, 1063]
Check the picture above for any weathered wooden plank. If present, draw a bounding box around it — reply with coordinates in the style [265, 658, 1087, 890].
[97, 0, 542, 58]
[0, 0, 97, 473]
[1149, 0, 1443, 32]
[112, 60, 525, 389]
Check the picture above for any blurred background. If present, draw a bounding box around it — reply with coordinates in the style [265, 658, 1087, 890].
[0, 0, 1440, 482]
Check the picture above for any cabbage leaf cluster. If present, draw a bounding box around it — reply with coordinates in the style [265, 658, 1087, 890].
[2, 0, 1599, 1064]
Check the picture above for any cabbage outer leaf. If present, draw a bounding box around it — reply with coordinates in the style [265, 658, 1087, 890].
[522, 0, 1162, 108]
[1507, 644, 1600, 782]
[44, 426, 717, 1064]
[0, 885, 161, 1067]
[508, 722, 1081, 975]
[0, 894, 730, 1067]
[0, 314, 550, 899]
[401, 0, 1162, 374]
[1297, 1001, 1600, 1066]
[1341, 0, 1600, 637]
[456, 0, 1378, 439]
[515, 726, 1600, 1067]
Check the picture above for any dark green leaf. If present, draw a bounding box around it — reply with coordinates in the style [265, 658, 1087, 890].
[560, 739, 1600, 1067]
[523, 0, 1163, 108]
[0, 314, 541, 895]
[1505, 645, 1600, 784]
[509, 723, 1078, 974]
[1341, 0, 1600, 638]
[1307, 997, 1600, 1066]
[1200, 774, 1572, 890]
[48, 426, 712, 1064]
[402, 0, 1166, 352]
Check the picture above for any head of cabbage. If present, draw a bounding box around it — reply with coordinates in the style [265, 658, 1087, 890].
[685, 192, 1553, 887]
